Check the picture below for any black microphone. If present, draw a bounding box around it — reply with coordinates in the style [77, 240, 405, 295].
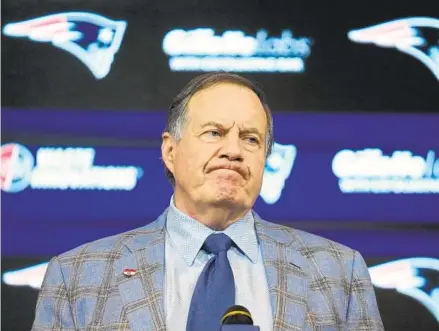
[220, 305, 260, 331]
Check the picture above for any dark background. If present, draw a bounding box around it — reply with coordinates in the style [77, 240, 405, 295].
[2, 0, 439, 112]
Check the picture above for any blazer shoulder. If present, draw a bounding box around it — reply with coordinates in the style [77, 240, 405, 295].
[292, 227, 354, 254]
[257, 218, 358, 259]
[57, 220, 162, 260]
[258, 219, 367, 281]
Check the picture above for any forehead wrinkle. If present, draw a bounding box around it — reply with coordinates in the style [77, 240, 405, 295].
[237, 123, 264, 136]
[200, 121, 264, 140]
[200, 120, 236, 130]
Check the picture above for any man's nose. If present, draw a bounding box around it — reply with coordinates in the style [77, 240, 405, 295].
[219, 135, 244, 162]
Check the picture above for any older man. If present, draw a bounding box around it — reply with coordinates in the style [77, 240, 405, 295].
[32, 73, 384, 331]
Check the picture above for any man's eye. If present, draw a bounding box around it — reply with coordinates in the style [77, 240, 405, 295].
[246, 136, 259, 144]
[207, 130, 221, 137]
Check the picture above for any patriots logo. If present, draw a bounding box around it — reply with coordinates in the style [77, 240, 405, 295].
[2, 262, 48, 289]
[260, 143, 297, 204]
[347, 17, 439, 80]
[2, 12, 127, 79]
[369, 257, 439, 322]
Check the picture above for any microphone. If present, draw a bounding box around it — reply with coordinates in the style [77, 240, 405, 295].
[220, 305, 260, 331]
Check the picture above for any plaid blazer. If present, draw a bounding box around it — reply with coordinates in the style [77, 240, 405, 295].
[32, 210, 384, 331]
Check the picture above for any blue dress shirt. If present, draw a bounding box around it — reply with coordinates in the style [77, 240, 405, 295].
[164, 198, 273, 331]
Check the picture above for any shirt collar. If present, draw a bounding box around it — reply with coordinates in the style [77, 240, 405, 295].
[166, 196, 259, 266]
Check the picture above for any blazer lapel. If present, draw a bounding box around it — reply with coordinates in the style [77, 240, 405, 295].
[255, 214, 309, 331]
[114, 212, 167, 331]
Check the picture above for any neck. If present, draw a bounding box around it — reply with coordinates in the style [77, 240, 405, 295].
[173, 192, 249, 231]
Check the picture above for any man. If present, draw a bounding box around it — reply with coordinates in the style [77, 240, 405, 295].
[32, 73, 384, 331]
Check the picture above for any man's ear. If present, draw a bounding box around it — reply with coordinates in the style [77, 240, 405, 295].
[161, 132, 177, 175]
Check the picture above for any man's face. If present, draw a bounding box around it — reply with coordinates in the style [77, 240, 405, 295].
[162, 83, 268, 211]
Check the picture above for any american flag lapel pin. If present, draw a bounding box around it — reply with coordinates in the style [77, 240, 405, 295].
[123, 268, 137, 277]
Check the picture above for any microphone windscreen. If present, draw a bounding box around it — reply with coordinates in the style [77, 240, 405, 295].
[221, 305, 254, 325]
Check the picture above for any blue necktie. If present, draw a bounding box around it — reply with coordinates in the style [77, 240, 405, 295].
[186, 233, 235, 331]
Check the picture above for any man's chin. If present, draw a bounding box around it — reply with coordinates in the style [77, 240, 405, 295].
[209, 190, 247, 207]
[200, 182, 252, 207]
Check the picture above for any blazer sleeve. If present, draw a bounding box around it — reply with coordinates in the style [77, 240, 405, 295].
[346, 250, 385, 331]
[31, 256, 76, 331]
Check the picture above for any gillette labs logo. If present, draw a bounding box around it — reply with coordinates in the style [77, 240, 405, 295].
[348, 17, 439, 80]
[2, 12, 127, 79]
[332, 148, 439, 194]
[162, 28, 312, 73]
[1, 143, 142, 193]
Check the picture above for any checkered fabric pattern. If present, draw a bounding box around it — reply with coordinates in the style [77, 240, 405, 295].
[255, 220, 384, 331]
[31, 210, 384, 331]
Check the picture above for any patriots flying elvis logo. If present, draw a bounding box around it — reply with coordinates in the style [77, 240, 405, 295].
[348, 17, 439, 80]
[2, 12, 127, 79]
[369, 257, 439, 321]
[260, 142, 297, 204]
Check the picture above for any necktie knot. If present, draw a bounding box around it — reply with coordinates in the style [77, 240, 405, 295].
[203, 233, 233, 255]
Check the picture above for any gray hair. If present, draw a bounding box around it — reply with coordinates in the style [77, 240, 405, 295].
[164, 72, 274, 186]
